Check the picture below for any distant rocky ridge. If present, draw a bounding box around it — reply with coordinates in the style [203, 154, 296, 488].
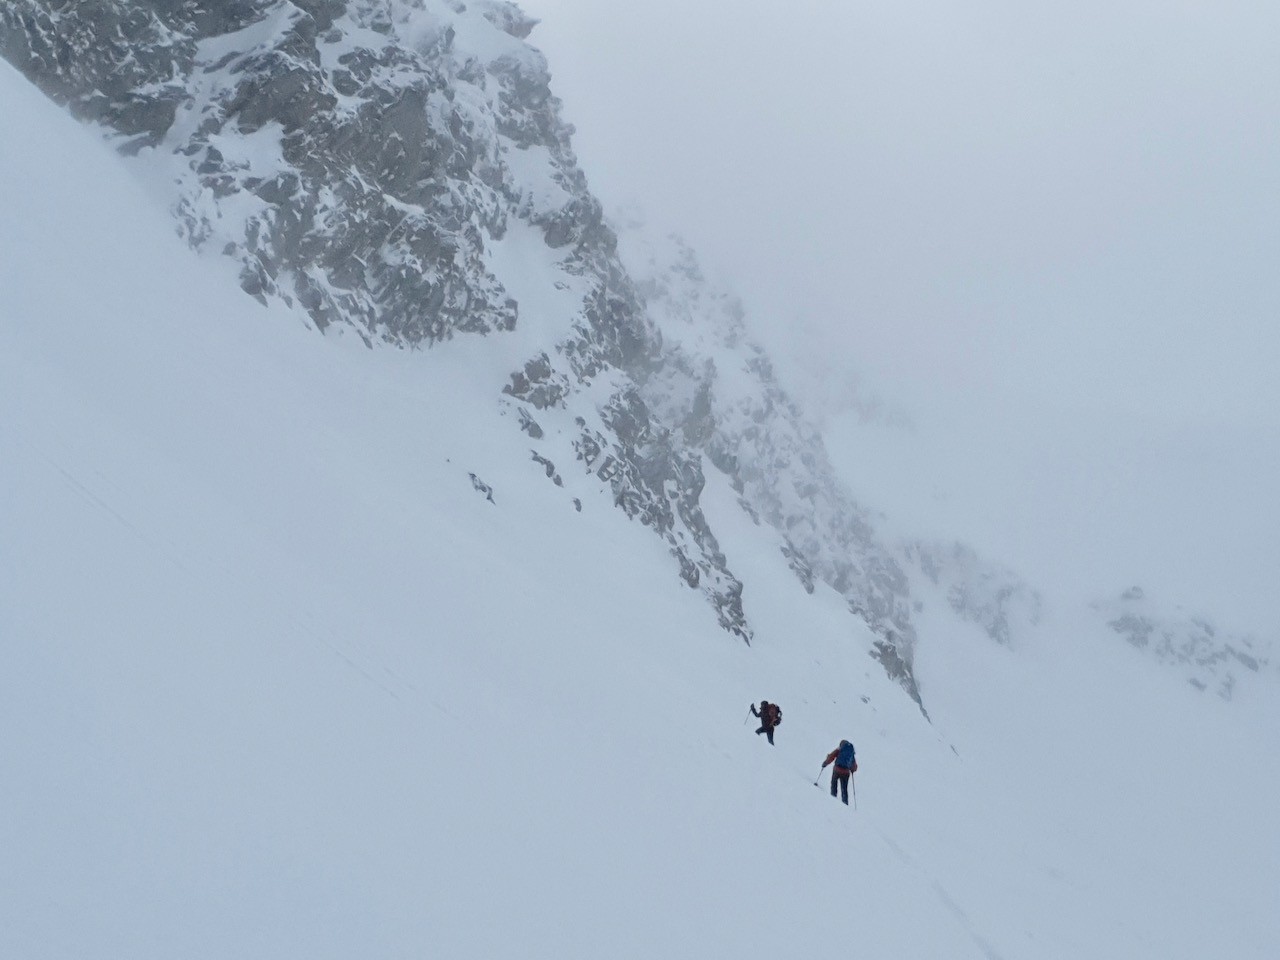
[1095, 587, 1275, 700]
[4, 0, 1255, 708]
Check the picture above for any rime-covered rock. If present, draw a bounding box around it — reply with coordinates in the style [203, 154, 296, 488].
[1094, 587, 1275, 699]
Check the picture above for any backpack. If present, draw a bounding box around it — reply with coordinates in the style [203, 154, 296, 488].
[836, 741, 856, 770]
[770, 704, 782, 726]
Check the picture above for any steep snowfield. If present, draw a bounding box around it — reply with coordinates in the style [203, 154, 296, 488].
[3, 61, 1278, 960]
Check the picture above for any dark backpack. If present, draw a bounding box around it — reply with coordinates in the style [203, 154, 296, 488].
[836, 741, 856, 770]
[770, 704, 782, 726]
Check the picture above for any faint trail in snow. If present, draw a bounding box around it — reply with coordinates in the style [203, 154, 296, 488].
[873, 825, 1008, 960]
[291, 609, 460, 722]
[294, 611, 404, 702]
[28, 440, 189, 573]
[26, 437, 453, 719]
[928, 881, 1007, 960]
[321, 638, 403, 701]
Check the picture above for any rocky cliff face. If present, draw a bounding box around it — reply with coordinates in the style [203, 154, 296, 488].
[617, 228, 1044, 709]
[5, 1, 527, 341]
[3, 0, 1261, 708]
[2, 0, 754, 644]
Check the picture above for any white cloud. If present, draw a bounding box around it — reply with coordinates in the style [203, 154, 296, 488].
[521, 0, 1280, 629]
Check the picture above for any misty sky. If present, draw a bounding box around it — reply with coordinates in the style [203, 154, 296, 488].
[519, 0, 1280, 631]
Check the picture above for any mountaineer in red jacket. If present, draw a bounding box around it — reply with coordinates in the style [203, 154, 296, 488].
[750, 700, 782, 745]
[821, 740, 858, 805]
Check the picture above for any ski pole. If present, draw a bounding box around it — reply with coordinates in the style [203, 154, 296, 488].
[744, 706, 753, 725]
[813, 766, 824, 787]
[852, 774, 858, 810]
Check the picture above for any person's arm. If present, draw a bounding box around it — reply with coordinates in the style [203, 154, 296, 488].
[750, 704, 759, 717]
[821, 750, 837, 768]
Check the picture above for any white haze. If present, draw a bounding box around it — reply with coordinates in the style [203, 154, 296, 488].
[519, 0, 1280, 631]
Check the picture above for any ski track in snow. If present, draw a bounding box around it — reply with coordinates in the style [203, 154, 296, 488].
[874, 825, 1008, 960]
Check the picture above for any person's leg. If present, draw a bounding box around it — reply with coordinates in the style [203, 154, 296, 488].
[830, 770, 838, 797]
[840, 772, 849, 804]
[766, 727, 775, 745]
[756, 725, 767, 736]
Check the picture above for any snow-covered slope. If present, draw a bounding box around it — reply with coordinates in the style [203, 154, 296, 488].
[4, 58, 1280, 960]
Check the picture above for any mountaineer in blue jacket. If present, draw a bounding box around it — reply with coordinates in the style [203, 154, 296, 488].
[821, 740, 858, 805]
